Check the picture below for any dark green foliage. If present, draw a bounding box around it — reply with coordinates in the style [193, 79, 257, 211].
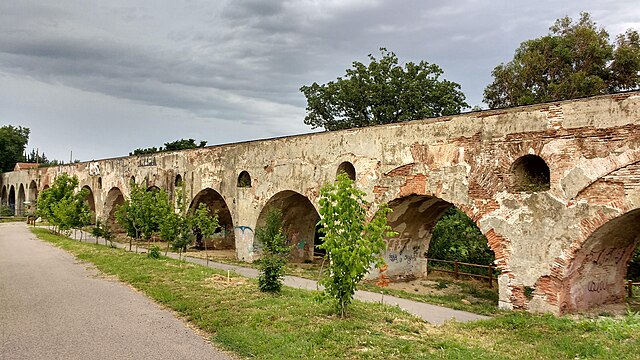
[148, 245, 161, 259]
[318, 173, 396, 317]
[484, 12, 640, 108]
[115, 182, 172, 240]
[255, 209, 289, 292]
[129, 138, 207, 156]
[300, 48, 468, 131]
[627, 248, 640, 281]
[35, 173, 92, 232]
[0, 125, 29, 172]
[25, 149, 48, 164]
[428, 208, 495, 267]
[191, 203, 219, 248]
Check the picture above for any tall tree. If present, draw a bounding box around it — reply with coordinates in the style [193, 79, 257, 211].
[0, 125, 30, 172]
[484, 12, 640, 108]
[300, 48, 468, 131]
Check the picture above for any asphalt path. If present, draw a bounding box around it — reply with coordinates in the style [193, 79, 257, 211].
[0, 222, 232, 360]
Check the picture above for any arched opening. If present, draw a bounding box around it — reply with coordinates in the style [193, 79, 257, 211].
[17, 184, 25, 216]
[147, 186, 160, 192]
[189, 188, 235, 250]
[28, 180, 38, 202]
[104, 187, 125, 231]
[237, 171, 252, 188]
[510, 155, 550, 192]
[384, 195, 452, 278]
[82, 185, 97, 224]
[42, 185, 50, 191]
[130, 176, 136, 184]
[174, 174, 182, 187]
[97, 177, 102, 190]
[256, 190, 320, 262]
[382, 194, 498, 306]
[8, 186, 16, 215]
[337, 161, 356, 180]
[560, 209, 640, 314]
[0, 186, 7, 215]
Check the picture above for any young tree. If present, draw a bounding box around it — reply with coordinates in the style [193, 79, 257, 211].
[255, 209, 290, 292]
[36, 173, 91, 234]
[300, 48, 468, 131]
[0, 125, 29, 172]
[317, 173, 396, 317]
[191, 203, 220, 263]
[115, 182, 172, 250]
[484, 12, 640, 108]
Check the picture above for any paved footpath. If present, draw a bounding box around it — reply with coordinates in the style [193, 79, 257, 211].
[66, 226, 489, 325]
[0, 222, 231, 360]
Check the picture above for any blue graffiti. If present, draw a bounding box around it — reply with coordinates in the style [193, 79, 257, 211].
[235, 225, 254, 233]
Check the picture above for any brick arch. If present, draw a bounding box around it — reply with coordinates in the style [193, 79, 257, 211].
[1, 185, 7, 206]
[255, 190, 320, 262]
[81, 185, 97, 224]
[568, 149, 640, 202]
[8, 185, 15, 215]
[28, 180, 38, 202]
[103, 187, 125, 231]
[556, 208, 640, 314]
[189, 188, 235, 251]
[17, 184, 25, 216]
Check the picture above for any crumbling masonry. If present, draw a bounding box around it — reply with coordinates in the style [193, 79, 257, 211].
[2, 92, 640, 315]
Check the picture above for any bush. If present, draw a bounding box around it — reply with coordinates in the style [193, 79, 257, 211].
[148, 245, 161, 259]
[256, 209, 289, 292]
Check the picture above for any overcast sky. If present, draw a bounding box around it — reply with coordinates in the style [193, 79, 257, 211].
[1, 1, 639, 162]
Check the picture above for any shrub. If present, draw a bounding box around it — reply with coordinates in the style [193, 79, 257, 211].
[256, 209, 289, 292]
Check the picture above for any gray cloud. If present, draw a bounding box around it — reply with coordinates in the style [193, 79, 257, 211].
[0, 0, 639, 161]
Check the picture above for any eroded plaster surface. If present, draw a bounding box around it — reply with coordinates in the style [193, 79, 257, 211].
[2, 92, 640, 314]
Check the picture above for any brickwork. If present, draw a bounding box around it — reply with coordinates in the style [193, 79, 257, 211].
[2, 92, 640, 314]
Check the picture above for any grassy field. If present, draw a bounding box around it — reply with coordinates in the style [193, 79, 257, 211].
[32, 227, 640, 360]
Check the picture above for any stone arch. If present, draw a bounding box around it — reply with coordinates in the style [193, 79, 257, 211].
[1, 185, 7, 206]
[256, 190, 320, 262]
[337, 161, 356, 180]
[28, 180, 38, 202]
[147, 185, 160, 192]
[509, 155, 550, 192]
[383, 195, 453, 278]
[237, 171, 252, 188]
[174, 174, 182, 186]
[8, 185, 16, 215]
[189, 188, 235, 250]
[558, 208, 640, 314]
[17, 184, 25, 216]
[104, 187, 125, 230]
[82, 185, 97, 223]
[97, 177, 102, 190]
[130, 176, 136, 184]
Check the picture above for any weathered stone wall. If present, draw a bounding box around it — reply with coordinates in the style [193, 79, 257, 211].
[2, 91, 639, 314]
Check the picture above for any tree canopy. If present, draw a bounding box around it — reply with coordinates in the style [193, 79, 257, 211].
[130, 138, 207, 156]
[0, 125, 30, 172]
[300, 49, 468, 131]
[484, 12, 640, 108]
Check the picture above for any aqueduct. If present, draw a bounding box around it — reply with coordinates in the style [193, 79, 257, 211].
[2, 92, 640, 315]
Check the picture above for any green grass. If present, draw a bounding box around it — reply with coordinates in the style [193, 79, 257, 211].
[0, 217, 27, 223]
[32, 227, 640, 360]
[360, 277, 501, 316]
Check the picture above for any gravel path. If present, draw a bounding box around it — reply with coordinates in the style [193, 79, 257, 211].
[0, 222, 232, 360]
